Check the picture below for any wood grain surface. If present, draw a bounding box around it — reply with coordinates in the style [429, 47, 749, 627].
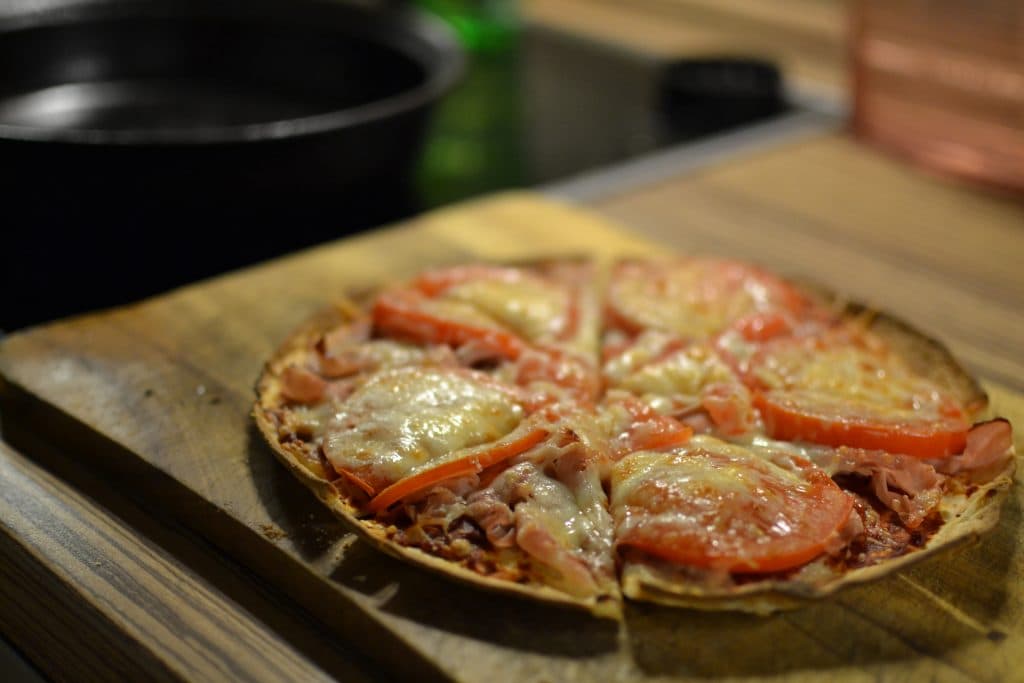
[0, 438, 372, 683]
[1, 176, 1022, 682]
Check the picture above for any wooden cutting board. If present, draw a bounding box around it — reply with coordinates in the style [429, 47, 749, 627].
[2, 193, 1022, 683]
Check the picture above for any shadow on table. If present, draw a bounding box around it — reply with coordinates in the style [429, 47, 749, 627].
[251, 417, 1018, 677]
[625, 491, 1018, 679]
[249, 421, 621, 660]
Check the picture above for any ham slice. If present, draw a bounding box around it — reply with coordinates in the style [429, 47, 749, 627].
[466, 489, 517, 548]
[835, 448, 944, 529]
[937, 419, 1014, 475]
[515, 517, 599, 596]
[280, 365, 327, 404]
[318, 319, 372, 358]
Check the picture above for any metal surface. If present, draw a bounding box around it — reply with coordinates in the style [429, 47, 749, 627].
[0, 0, 463, 144]
[0, 0, 463, 331]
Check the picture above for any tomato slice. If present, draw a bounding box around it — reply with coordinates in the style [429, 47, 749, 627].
[375, 262, 584, 357]
[512, 347, 601, 404]
[754, 391, 969, 458]
[747, 330, 970, 458]
[612, 437, 853, 573]
[702, 382, 756, 435]
[411, 264, 578, 345]
[603, 395, 694, 455]
[732, 311, 793, 342]
[366, 427, 548, 514]
[373, 291, 526, 360]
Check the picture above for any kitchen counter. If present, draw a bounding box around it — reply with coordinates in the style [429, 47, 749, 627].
[1, 124, 1022, 681]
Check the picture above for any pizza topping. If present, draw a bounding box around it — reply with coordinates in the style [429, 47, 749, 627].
[366, 427, 548, 514]
[502, 347, 601, 405]
[316, 339, 443, 379]
[372, 264, 585, 364]
[280, 365, 329, 404]
[607, 258, 812, 339]
[701, 382, 757, 435]
[597, 392, 694, 457]
[466, 488, 517, 548]
[321, 366, 531, 493]
[612, 436, 854, 573]
[750, 331, 971, 458]
[832, 485, 943, 569]
[936, 418, 1013, 476]
[317, 318, 372, 358]
[604, 334, 756, 435]
[754, 391, 969, 458]
[429, 270, 573, 344]
[833, 448, 944, 529]
[413, 265, 529, 297]
[488, 460, 614, 597]
[373, 290, 527, 360]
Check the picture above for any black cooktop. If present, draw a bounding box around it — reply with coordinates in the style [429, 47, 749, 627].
[4, 26, 788, 331]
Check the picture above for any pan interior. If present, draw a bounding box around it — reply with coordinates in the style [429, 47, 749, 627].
[0, 14, 426, 133]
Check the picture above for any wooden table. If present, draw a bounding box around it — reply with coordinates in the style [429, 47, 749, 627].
[1, 127, 1022, 682]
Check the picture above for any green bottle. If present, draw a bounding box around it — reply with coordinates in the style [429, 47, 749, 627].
[417, 0, 518, 54]
[415, 0, 525, 207]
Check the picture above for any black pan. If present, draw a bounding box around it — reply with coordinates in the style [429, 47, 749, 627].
[0, 0, 463, 330]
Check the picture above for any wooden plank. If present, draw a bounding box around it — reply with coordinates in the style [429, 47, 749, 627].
[0, 440, 373, 683]
[0, 193, 1021, 682]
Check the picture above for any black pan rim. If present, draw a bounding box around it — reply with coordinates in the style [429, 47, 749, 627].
[0, 0, 465, 146]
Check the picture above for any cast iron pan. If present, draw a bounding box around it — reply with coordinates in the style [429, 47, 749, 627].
[0, 0, 463, 330]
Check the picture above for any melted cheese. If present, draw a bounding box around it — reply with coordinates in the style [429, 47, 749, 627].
[611, 436, 816, 557]
[351, 340, 434, 368]
[444, 277, 569, 343]
[607, 336, 735, 404]
[420, 297, 507, 331]
[612, 260, 774, 338]
[491, 461, 613, 595]
[322, 366, 524, 485]
[757, 343, 952, 421]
